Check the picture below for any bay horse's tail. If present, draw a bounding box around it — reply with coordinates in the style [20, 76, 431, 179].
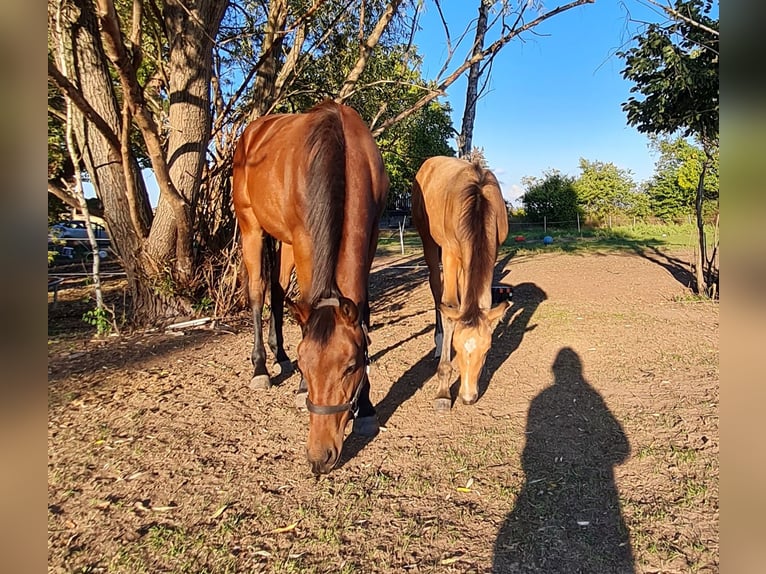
[304, 102, 347, 305]
[460, 163, 499, 326]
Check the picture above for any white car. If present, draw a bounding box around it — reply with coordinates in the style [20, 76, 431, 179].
[49, 220, 109, 241]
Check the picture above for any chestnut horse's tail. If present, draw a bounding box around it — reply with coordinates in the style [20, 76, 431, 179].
[459, 164, 499, 326]
[304, 102, 346, 305]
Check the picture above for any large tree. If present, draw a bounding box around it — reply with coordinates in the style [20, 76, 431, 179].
[573, 159, 637, 223]
[619, 0, 718, 296]
[644, 135, 718, 222]
[521, 170, 580, 223]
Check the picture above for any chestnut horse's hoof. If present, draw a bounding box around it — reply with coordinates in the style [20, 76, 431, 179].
[294, 390, 308, 412]
[352, 415, 379, 437]
[433, 397, 452, 413]
[249, 374, 271, 390]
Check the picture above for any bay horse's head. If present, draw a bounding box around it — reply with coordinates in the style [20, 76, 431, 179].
[288, 296, 368, 474]
[441, 301, 510, 405]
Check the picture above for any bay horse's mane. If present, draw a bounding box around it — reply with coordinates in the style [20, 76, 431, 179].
[458, 162, 500, 327]
[304, 101, 347, 343]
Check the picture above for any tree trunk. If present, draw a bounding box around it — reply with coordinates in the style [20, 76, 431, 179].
[52, 0, 226, 325]
[249, 0, 288, 120]
[56, 0, 150, 301]
[458, 0, 490, 158]
[694, 160, 708, 295]
[147, 0, 228, 276]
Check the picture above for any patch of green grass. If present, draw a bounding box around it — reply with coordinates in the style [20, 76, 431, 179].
[671, 445, 698, 465]
[681, 479, 708, 506]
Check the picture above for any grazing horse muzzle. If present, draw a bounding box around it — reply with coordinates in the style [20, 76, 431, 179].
[305, 371, 367, 474]
[291, 297, 372, 474]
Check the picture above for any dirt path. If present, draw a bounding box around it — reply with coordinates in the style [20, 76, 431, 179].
[48, 248, 719, 573]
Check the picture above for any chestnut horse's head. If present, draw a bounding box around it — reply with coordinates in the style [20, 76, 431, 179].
[441, 301, 509, 405]
[288, 296, 369, 474]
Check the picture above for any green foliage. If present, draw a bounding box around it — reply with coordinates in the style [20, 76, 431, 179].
[192, 296, 213, 314]
[618, 0, 718, 146]
[573, 159, 638, 221]
[83, 307, 112, 336]
[379, 98, 455, 211]
[48, 194, 69, 225]
[520, 170, 580, 223]
[645, 136, 718, 221]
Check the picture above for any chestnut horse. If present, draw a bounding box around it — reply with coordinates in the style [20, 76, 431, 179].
[232, 101, 388, 474]
[412, 156, 510, 412]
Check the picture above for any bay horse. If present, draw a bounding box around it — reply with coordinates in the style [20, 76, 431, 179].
[232, 101, 389, 474]
[412, 156, 510, 412]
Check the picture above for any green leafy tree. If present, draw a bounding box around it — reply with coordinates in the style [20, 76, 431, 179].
[645, 136, 718, 222]
[379, 98, 455, 212]
[619, 0, 718, 295]
[573, 159, 637, 222]
[521, 170, 579, 223]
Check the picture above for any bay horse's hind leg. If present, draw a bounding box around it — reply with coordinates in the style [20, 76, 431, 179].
[352, 298, 379, 437]
[241, 220, 271, 390]
[351, 235, 381, 437]
[267, 240, 295, 378]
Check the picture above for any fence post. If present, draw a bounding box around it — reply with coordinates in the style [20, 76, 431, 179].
[544, 216, 547, 234]
[577, 213, 581, 235]
[398, 217, 406, 255]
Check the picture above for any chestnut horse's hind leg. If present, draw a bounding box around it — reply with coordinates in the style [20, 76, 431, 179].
[433, 251, 459, 412]
[241, 221, 271, 390]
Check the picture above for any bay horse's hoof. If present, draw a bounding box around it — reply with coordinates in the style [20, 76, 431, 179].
[294, 390, 308, 412]
[249, 375, 271, 390]
[352, 415, 379, 437]
[433, 397, 452, 413]
[275, 360, 294, 377]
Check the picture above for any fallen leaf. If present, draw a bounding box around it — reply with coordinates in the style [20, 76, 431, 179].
[440, 555, 464, 565]
[253, 550, 272, 557]
[465, 477, 474, 489]
[209, 503, 231, 520]
[151, 504, 177, 512]
[456, 487, 471, 493]
[270, 521, 299, 534]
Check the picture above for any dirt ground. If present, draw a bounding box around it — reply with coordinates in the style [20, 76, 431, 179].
[48, 247, 719, 573]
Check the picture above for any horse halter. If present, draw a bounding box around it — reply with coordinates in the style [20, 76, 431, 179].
[304, 297, 370, 417]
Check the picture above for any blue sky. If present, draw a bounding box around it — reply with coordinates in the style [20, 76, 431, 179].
[411, 0, 669, 205]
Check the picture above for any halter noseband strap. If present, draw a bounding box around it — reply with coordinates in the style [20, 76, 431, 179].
[304, 297, 370, 417]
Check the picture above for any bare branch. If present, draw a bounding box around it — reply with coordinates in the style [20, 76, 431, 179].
[48, 181, 79, 208]
[641, 0, 718, 37]
[48, 59, 121, 156]
[337, 0, 405, 101]
[94, 3, 189, 206]
[372, 0, 595, 137]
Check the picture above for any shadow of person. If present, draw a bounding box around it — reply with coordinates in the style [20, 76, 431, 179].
[493, 347, 634, 573]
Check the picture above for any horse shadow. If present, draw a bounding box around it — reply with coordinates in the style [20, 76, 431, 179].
[473, 280, 548, 403]
[493, 347, 634, 573]
[336, 349, 435, 469]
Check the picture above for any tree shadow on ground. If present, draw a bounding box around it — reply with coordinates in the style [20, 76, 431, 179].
[493, 347, 634, 574]
[631, 244, 695, 290]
